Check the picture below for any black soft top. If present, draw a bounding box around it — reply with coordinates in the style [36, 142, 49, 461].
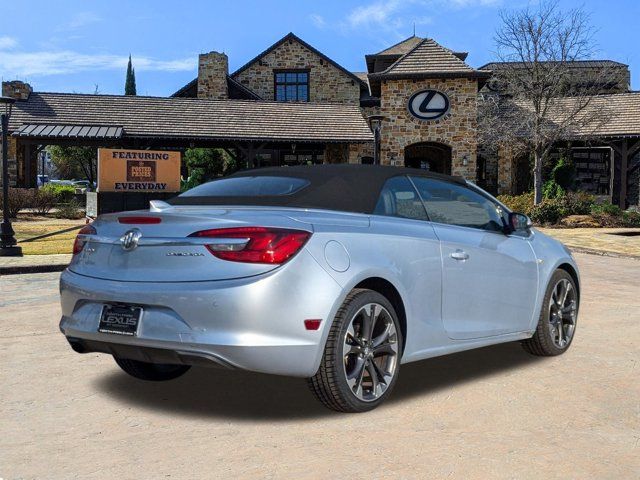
[168, 164, 466, 214]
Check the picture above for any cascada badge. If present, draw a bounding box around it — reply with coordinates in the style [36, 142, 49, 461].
[407, 90, 450, 121]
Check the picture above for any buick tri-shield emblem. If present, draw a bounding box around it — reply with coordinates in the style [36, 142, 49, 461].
[407, 90, 450, 120]
[120, 228, 142, 251]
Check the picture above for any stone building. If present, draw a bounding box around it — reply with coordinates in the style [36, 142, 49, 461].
[2, 32, 640, 206]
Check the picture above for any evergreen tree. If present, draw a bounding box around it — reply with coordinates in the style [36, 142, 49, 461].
[125, 55, 137, 96]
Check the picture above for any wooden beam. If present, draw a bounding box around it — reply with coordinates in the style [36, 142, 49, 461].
[619, 139, 628, 208]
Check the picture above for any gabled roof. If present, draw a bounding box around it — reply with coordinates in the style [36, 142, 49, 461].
[231, 32, 366, 87]
[171, 76, 263, 100]
[370, 38, 489, 79]
[8, 92, 374, 143]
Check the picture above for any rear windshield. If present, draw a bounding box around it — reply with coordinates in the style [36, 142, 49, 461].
[179, 176, 310, 197]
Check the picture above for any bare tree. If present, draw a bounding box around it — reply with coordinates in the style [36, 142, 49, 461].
[479, 0, 615, 204]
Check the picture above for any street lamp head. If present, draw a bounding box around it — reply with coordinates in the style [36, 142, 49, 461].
[0, 96, 15, 117]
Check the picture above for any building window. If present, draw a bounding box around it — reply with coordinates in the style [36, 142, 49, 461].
[275, 71, 309, 102]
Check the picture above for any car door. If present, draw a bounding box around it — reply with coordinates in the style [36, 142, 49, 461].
[410, 176, 539, 340]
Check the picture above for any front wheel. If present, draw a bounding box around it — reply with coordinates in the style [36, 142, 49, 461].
[522, 269, 579, 356]
[308, 289, 403, 413]
[114, 357, 190, 381]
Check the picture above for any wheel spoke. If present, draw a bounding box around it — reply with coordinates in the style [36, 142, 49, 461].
[370, 359, 388, 386]
[373, 341, 396, 356]
[557, 318, 564, 346]
[365, 360, 379, 396]
[360, 308, 373, 343]
[372, 323, 391, 348]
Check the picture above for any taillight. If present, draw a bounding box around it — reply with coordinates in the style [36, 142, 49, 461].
[190, 227, 311, 264]
[118, 216, 161, 224]
[73, 224, 96, 255]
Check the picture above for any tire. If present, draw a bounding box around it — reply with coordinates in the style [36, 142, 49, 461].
[308, 289, 403, 413]
[522, 269, 579, 356]
[114, 357, 190, 381]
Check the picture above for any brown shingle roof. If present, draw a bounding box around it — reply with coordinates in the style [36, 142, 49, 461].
[373, 36, 424, 56]
[376, 38, 486, 78]
[505, 92, 640, 138]
[8, 92, 373, 143]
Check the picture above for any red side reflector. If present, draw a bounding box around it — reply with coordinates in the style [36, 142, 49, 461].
[304, 319, 322, 331]
[118, 216, 162, 224]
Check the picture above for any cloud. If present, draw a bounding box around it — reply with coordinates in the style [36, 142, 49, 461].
[0, 50, 196, 77]
[309, 13, 326, 28]
[346, 0, 403, 28]
[66, 12, 101, 29]
[0, 36, 17, 50]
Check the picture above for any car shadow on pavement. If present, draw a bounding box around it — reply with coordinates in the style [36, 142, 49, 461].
[94, 342, 544, 421]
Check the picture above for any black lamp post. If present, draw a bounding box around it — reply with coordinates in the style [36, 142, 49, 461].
[0, 95, 22, 256]
[368, 115, 385, 165]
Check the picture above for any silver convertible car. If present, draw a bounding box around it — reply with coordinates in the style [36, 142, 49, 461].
[60, 165, 580, 412]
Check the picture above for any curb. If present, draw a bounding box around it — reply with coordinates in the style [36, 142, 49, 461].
[0, 264, 68, 276]
[568, 247, 640, 261]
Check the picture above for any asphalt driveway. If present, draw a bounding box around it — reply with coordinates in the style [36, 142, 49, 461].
[1, 253, 638, 479]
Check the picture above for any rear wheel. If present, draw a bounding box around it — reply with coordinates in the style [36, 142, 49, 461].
[522, 269, 578, 356]
[114, 357, 190, 381]
[308, 289, 402, 413]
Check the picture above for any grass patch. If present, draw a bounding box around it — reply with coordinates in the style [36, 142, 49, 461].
[13, 215, 85, 255]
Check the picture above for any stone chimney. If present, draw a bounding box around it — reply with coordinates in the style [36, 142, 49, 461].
[2, 80, 32, 100]
[197, 52, 228, 100]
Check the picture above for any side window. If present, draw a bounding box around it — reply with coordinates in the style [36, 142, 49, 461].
[373, 176, 429, 221]
[410, 177, 505, 232]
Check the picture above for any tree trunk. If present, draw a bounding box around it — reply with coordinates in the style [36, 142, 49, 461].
[533, 149, 544, 205]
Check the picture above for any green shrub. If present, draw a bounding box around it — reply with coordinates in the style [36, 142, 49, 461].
[622, 210, 640, 227]
[529, 200, 565, 225]
[42, 184, 76, 203]
[54, 199, 84, 219]
[590, 202, 622, 216]
[0, 188, 34, 218]
[496, 191, 534, 216]
[32, 188, 57, 215]
[562, 191, 596, 216]
[542, 179, 564, 199]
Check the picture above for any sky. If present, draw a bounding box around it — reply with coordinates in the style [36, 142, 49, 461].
[1, 0, 638, 96]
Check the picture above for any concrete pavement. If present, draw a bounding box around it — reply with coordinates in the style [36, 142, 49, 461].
[0, 253, 638, 479]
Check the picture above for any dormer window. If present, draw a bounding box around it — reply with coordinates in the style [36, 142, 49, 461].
[275, 70, 309, 102]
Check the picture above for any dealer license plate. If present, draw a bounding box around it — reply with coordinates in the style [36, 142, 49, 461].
[98, 305, 142, 336]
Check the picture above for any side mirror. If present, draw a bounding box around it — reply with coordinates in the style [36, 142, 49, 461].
[508, 212, 533, 233]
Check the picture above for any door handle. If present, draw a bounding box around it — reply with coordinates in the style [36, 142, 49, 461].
[450, 250, 469, 261]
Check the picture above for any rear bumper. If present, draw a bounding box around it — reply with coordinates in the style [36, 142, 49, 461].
[59, 250, 344, 377]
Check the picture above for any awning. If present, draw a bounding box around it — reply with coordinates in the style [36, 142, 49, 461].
[14, 124, 124, 139]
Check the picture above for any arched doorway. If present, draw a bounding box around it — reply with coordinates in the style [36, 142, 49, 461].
[404, 142, 452, 175]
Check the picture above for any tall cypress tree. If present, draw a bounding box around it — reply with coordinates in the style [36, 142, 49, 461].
[125, 55, 137, 96]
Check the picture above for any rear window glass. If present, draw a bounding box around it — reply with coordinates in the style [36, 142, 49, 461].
[179, 176, 310, 197]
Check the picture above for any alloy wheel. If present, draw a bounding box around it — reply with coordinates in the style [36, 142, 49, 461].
[548, 278, 577, 349]
[342, 303, 399, 402]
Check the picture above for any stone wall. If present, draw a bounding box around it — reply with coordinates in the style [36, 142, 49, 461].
[2, 80, 32, 100]
[0, 81, 30, 187]
[233, 38, 361, 104]
[378, 77, 478, 179]
[197, 52, 228, 100]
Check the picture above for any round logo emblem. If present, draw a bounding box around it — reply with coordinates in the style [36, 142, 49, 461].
[120, 228, 142, 251]
[407, 90, 450, 121]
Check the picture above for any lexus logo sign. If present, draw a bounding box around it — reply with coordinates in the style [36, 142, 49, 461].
[407, 90, 450, 121]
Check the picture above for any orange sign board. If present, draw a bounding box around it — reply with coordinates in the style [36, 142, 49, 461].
[97, 148, 181, 192]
